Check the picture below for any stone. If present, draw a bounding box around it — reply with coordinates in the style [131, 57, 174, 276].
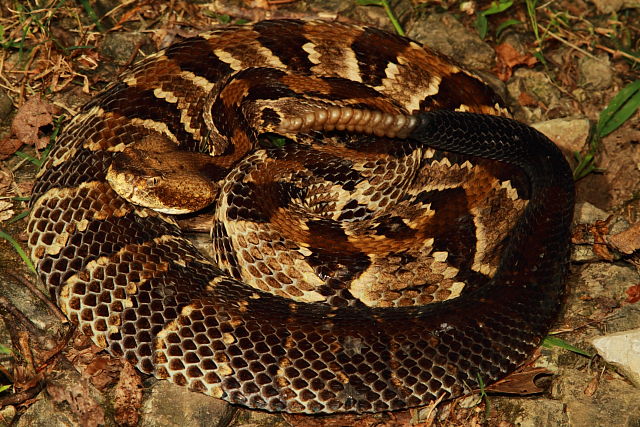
[531, 117, 590, 154]
[506, 68, 571, 121]
[140, 381, 233, 427]
[590, 0, 640, 13]
[578, 55, 613, 91]
[573, 201, 609, 224]
[99, 32, 153, 65]
[408, 13, 495, 71]
[592, 329, 640, 387]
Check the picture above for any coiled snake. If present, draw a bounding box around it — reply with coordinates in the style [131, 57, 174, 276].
[28, 20, 574, 413]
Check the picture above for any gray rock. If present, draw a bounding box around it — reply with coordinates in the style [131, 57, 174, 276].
[552, 364, 640, 426]
[0, 405, 16, 427]
[15, 397, 78, 427]
[590, 0, 640, 13]
[408, 13, 495, 71]
[140, 380, 273, 427]
[574, 201, 609, 224]
[575, 263, 638, 309]
[99, 32, 153, 65]
[531, 118, 590, 154]
[592, 329, 640, 387]
[506, 68, 571, 121]
[578, 55, 613, 91]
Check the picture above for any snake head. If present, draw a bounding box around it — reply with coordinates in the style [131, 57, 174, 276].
[106, 136, 221, 215]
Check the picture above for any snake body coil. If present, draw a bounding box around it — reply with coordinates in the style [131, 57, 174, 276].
[28, 20, 574, 413]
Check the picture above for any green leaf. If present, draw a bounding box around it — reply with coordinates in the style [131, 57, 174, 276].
[543, 336, 593, 357]
[356, 0, 383, 5]
[597, 80, 640, 138]
[573, 152, 596, 181]
[0, 344, 10, 354]
[475, 15, 488, 39]
[7, 210, 30, 225]
[483, 0, 514, 16]
[496, 19, 521, 38]
[0, 230, 35, 274]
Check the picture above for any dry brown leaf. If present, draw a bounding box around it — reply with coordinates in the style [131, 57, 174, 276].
[0, 138, 23, 160]
[518, 91, 539, 107]
[65, 333, 121, 390]
[10, 97, 56, 151]
[113, 361, 142, 427]
[495, 42, 537, 81]
[46, 381, 105, 427]
[485, 367, 552, 395]
[625, 284, 640, 304]
[608, 221, 640, 254]
[589, 217, 613, 261]
[583, 375, 599, 396]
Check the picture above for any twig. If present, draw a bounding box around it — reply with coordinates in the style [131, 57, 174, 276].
[35, 325, 76, 374]
[0, 380, 44, 407]
[538, 24, 606, 64]
[8, 272, 67, 323]
[0, 297, 41, 336]
[595, 44, 640, 64]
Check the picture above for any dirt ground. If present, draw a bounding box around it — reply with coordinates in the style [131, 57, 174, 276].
[0, 1, 639, 426]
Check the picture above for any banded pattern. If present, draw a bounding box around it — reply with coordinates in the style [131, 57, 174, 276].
[28, 20, 574, 413]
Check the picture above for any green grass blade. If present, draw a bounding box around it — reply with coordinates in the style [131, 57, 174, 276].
[7, 210, 30, 224]
[543, 336, 593, 357]
[483, 0, 514, 16]
[355, 0, 405, 36]
[475, 15, 488, 39]
[597, 80, 640, 138]
[496, 19, 521, 38]
[14, 150, 39, 166]
[77, 0, 105, 32]
[0, 230, 35, 274]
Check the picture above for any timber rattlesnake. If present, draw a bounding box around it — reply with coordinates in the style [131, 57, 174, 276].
[28, 20, 574, 413]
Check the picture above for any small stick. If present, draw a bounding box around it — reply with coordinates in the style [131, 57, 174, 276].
[8, 272, 67, 323]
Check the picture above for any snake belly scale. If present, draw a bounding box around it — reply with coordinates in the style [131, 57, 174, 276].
[27, 20, 574, 413]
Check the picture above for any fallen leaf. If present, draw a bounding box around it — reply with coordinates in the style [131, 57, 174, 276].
[113, 361, 142, 427]
[589, 217, 613, 261]
[625, 284, 640, 304]
[0, 138, 23, 160]
[10, 97, 56, 151]
[583, 375, 599, 396]
[608, 221, 640, 254]
[495, 42, 537, 81]
[518, 90, 539, 107]
[485, 367, 552, 395]
[47, 381, 105, 427]
[65, 333, 121, 390]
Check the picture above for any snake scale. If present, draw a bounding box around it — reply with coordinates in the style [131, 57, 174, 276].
[27, 20, 574, 413]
